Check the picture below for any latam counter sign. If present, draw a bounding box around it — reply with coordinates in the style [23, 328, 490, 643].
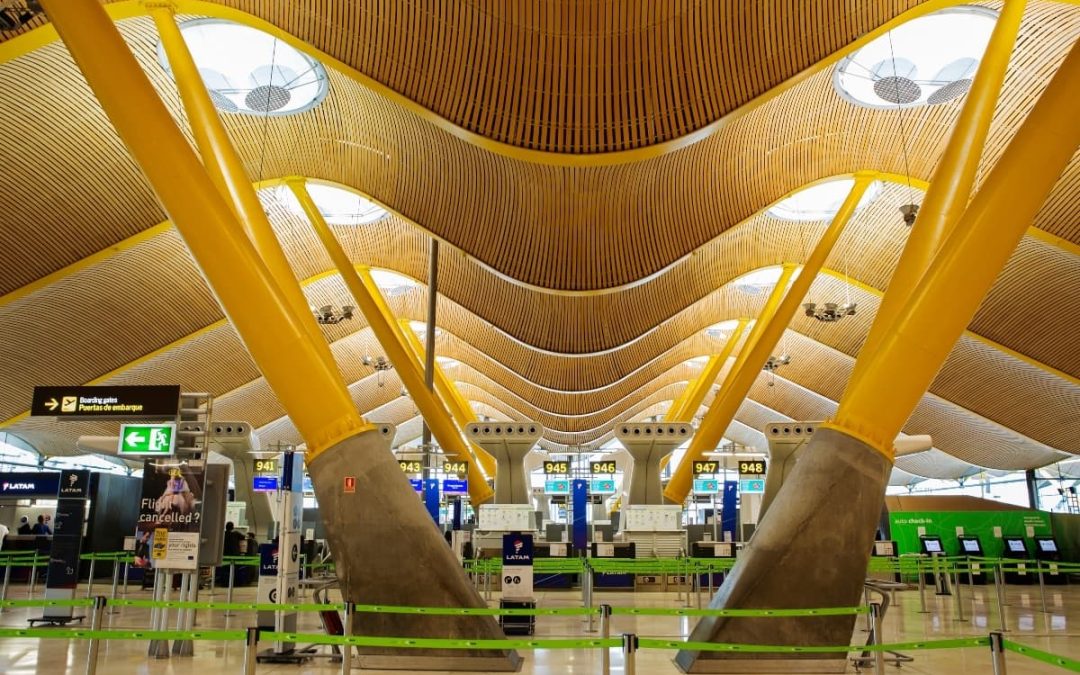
[501, 532, 534, 600]
[0, 472, 61, 497]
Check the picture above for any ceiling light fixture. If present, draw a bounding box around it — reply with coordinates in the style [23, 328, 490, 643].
[803, 301, 857, 322]
[362, 355, 394, 387]
[313, 305, 354, 325]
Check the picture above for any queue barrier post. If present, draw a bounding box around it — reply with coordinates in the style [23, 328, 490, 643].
[994, 564, 1008, 632]
[916, 556, 928, 613]
[584, 561, 595, 633]
[1, 558, 13, 609]
[599, 604, 612, 675]
[869, 602, 885, 675]
[225, 562, 236, 617]
[85, 595, 107, 675]
[1036, 561, 1047, 615]
[341, 601, 354, 675]
[953, 563, 966, 623]
[28, 554, 38, 598]
[621, 632, 638, 675]
[108, 559, 121, 614]
[85, 557, 96, 599]
[989, 631, 1008, 675]
[244, 627, 259, 675]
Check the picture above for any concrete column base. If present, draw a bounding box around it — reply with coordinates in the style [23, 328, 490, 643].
[675, 427, 890, 673]
[308, 430, 521, 671]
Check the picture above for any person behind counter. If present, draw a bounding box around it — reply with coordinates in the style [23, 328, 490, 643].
[17, 516, 32, 535]
[31, 515, 51, 535]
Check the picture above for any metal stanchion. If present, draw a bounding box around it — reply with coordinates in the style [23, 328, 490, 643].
[209, 565, 216, 597]
[953, 566, 966, 622]
[621, 633, 638, 675]
[485, 568, 492, 601]
[695, 566, 702, 610]
[341, 601, 354, 675]
[243, 627, 259, 675]
[28, 555, 38, 598]
[989, 631, 1008, 675]
[917, 557, 928, 613]
[1, 561, 12, 610]
[599, 604, 612, 675]
[994, 565, 1008, 633]
[225, 563, 236, 617]
[84, 595, 107, 675]
[85, 557, 97, 599]
[584, 561, 596, 633]
[870, 602, 885, 675]
[1036, 562, 1048, 615]
[122, 561, 129, 596]
[864, 587, 873, 632]
[107, 560, 120, 614]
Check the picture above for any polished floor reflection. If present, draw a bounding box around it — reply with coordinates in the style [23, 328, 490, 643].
[0, 577, 1077, 673]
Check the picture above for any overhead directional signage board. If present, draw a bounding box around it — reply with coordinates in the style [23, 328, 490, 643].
[118, 423, 176, 456]
[31, 385, 181, 419]
[543, 460, 569, 475]
[590, 461, 616, 474]
[738, 459, 767, 476]
[692, 460, 719, 475]
[443, 461, 468, 475]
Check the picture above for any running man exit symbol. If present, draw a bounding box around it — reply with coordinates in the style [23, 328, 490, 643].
[343, 476, 356, 493]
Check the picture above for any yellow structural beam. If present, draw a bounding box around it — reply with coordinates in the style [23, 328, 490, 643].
[846, 0, 1026, 397]
[38, 0, 370, 453]
[150, 7, 343, 385]
[828, 43, 1080, 457]
[664, 174, 876, 504]
[665, 319, 749, 423]
[288, 178, 495, 505]
[399, 319, 498, 478]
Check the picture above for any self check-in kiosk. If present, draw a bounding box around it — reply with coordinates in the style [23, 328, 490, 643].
[1002, 537, 1034, 584]
[870, 541, 899, 582]
[919, 536, 951, 594]
[957, 536, 988, 584]
[1033, 536, 1067, 585]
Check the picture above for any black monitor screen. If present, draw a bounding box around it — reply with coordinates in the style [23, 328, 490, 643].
[922, 539, 943, 553]
[1037, 539, 1058, 554]
[1006, 539, 1027, 554]
[961, 539, 981, 554]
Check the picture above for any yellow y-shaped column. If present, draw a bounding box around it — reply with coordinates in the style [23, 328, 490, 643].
[44, 1, 514, 664]
[666, 174, 873, 505]
[149, 5, 342, 383]
[845, 0, 1027, 395]
[287, 178, 496, 506]
[665, 319, 748, 424]
[678, 38, 1078, 673]
[399, 322, 498, 478]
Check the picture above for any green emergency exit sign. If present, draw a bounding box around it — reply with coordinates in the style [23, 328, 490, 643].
[118, 423, 176, 456]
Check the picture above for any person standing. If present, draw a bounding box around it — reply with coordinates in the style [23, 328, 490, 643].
[16, 516, 31, 535]
[0, 521, 9, 550]
[31, 515, 51, 535]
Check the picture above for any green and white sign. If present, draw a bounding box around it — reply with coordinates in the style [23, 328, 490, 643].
[118, 423, 176, 456]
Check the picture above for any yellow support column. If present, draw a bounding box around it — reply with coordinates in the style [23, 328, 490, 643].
[664, 174, 876, 504]
[39, 0, 366, 455]
[845, 0, 1026, 394]
[828, 42, 1080, 456]
[399, 320, 498, 478]
[287, 179, 495, 505]
[149, 6, 342, 383]
[665, 319, 748, 423]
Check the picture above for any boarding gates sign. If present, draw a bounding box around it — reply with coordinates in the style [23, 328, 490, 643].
[31, 385, 181, 419]
[501, 532, 534, 600]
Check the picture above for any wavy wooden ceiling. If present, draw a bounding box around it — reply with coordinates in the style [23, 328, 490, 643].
[0, 2, 1077, 475]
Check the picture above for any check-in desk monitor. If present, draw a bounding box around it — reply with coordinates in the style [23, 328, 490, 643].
[959, 536, 983, 556]
[1033, 536, 1066, 585]
[872, 541, 896, 557]
[920, 536, 944, 555]
[1002, 536, 1033, 584]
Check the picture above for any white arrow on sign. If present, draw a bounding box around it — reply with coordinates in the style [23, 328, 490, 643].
[45, 398, 59, 411]
[125, 431, 145, 447]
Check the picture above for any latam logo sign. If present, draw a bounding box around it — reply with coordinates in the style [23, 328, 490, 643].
[0, 473, 61, 496]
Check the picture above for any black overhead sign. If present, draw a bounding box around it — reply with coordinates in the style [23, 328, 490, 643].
[31, 385, 181, 419]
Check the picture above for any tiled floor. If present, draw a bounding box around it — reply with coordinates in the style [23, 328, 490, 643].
[0, 576, 1076, 673]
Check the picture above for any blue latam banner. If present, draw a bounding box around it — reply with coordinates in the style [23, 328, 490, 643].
[502, 532, 534, 566]
[0, 472, 61, 497]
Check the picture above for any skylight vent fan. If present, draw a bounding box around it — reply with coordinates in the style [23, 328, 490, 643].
[926, 57, 978, 104]
[870, 57, 921, 105]
[246, 64, 296, 112]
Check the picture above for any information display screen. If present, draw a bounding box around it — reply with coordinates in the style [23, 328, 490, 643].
[1037, 539, 1058, 554]
[921, 538, 943, 553]
[693, 478, 720, 494]
[252, 475, 278, 492]
[1006, 539, 1027, 554]
[589, 479, 616, 494]
[873, 541, 896, 557]
[442, 479, 468, 496]
[544, 479, 570, 495]
[960, 538, 982, 554]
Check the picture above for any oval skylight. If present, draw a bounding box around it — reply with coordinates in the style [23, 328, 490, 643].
[833, 6, 998, 109]
[157, 18, 329, 116]
[410, 320, 443, 339]
[732, 267, 800, 295]
[767, 178, 882, 221]
[371, 269, 418, 297]
[704, 319, 746, 340]
[295, 182, 387, 225]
